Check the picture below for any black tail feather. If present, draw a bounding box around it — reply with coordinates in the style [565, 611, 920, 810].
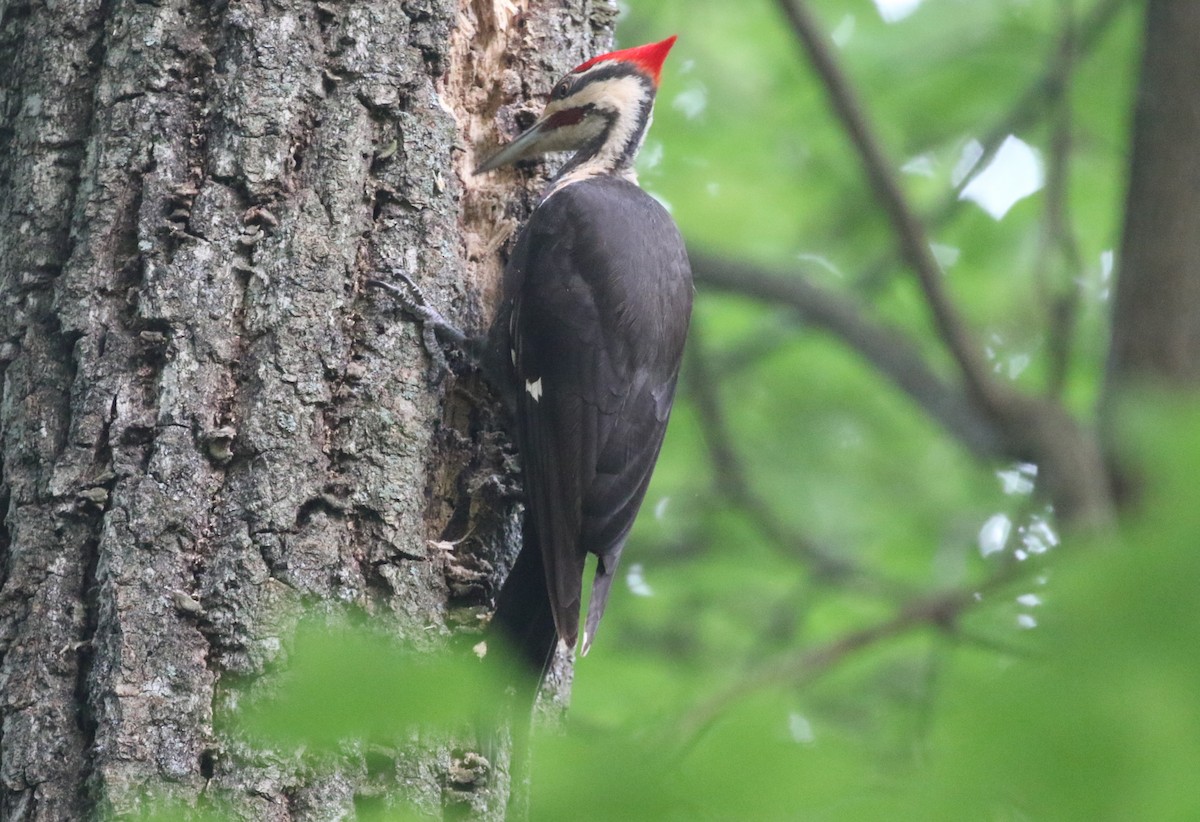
[489, 523, 559, 692]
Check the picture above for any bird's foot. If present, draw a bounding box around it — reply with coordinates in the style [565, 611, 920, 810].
[367, 272, 467, 384]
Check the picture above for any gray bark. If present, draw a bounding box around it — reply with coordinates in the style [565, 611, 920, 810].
[0, 0, 615, 818]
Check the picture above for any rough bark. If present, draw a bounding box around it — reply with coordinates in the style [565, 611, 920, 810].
[0, 0, 615, 819]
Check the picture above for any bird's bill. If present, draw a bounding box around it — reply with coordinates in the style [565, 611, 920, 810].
[475, 105, 601, 174]
[474, 118, 553, 174]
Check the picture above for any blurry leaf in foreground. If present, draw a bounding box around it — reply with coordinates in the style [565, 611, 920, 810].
[119, 798, 235, 822]
[236, 619, 520, 749]
[530, 707, 823, 822]
[227, 403, 1200, 819]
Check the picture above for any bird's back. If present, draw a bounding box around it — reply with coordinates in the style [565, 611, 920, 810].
[497, 175, 691, 655]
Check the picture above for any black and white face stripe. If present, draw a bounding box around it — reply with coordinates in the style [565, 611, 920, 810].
[474, 37, 674, 179]
[555, 60, 648, 103]
[539, 63, 657, 186]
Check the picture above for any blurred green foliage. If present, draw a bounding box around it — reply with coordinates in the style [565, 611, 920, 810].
[577, 0, 1145, 766]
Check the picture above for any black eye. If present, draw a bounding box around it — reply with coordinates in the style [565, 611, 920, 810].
[551, 80, 570, 100]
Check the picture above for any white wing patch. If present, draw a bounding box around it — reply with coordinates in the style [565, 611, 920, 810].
[525, 377, 543, 401]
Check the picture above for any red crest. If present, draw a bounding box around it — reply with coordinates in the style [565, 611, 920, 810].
[572, 35, 678, 87]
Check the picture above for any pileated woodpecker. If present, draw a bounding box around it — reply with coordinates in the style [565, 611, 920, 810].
[478, 35, 692, 682]
[379, 37, 691, 687]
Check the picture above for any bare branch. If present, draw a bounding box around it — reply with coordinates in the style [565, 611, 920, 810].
[673, 565, 1027, 752]
[685, 320, 905, 592]
[690, 251, 1005, 459]
[775, 0, 1006, 413]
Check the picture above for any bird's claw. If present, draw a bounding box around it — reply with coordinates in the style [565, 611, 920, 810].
[367, 273, 460, 384]
[367, 274, 442, 324]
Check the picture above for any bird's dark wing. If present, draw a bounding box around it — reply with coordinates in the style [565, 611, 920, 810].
[508, 177, 692, 651]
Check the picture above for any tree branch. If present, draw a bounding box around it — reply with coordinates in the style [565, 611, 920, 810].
[775, 0, 1006, 414]
[1105, 0, 1200, 390]
[690, 251, 1005, 459]
[1101, 0, 1200, 507]
[970, 0, 1127, 193]
[854, 0, 1129, 295]
[771, 0, 1115, 528]
[1037, 0, 1086, 399]
[685, 320, 903, 592]
[673, 565, 1027, 752]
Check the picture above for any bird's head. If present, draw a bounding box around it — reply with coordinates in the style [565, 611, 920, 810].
[475, 35, 677, 175]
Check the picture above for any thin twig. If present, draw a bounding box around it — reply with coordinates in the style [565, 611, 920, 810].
[771, 0, 1116, 528]
[967, 0, 1126, 196]
[853, 0, 1128, 294]
[672, 565, 1027, 753]
[685, 321, 898, 590]
[1038, 0, 1086, 399]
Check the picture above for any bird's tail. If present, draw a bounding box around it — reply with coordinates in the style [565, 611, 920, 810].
[488, 523, 559, 695]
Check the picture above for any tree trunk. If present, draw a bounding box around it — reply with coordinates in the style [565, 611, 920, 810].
[1102, 0, 1200, 497]
[1107, 1, 1200, 391]
[0, 1, 614, 818]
